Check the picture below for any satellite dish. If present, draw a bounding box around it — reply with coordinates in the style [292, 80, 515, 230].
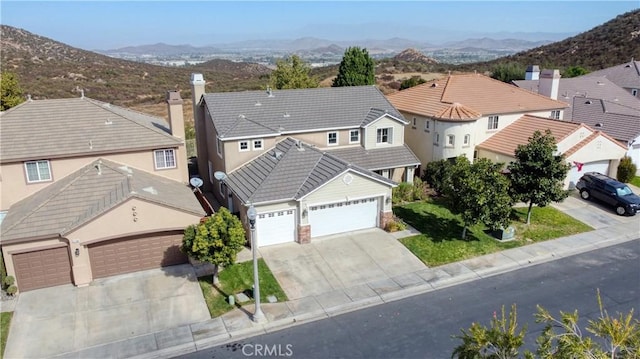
[190, 177, 204, 188]
[214, 171, 227, 181]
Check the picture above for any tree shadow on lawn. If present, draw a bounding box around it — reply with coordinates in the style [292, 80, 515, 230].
[202, 276, 253, 317]
[393, 205, 483, 243]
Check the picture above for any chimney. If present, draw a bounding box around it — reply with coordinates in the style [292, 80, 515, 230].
[190, 73, 211, 190]
[166, 90, 185, 139]
[525, 65, 540, 80]
[191, 73, 205, 109]
[538, 69, 561, 100]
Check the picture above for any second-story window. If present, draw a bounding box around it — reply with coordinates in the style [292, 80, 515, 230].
[239, 141, 249, 152]
[424, 120, 430, 132]
[446, 135, 455, 147]
[464, 134, 471, 146]
[154, 149, 176, 169]
[434, 133, 440, 146]
[25, 160, 52, 183]
[488, 115, 499, 130]
[349, 129, 360, 143]
[550, 110, 561, 119]
[327, 132, 338, 146]
[376, 127, 392, 144]
[216, 137, 223, 157]
[253, 139, 263, 150]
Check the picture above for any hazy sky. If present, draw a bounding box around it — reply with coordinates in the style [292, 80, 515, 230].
[1, 1, 638, 49]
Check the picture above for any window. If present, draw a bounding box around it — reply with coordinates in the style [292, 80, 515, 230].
[253, 139, 263, 150]
[463, 134, 471, 146]
[446, 135, 455, 147]
[154, 149, 176, 169]
[376, 127, 392, 144]
[434, 133, 440, 145]
[216, 137, 223, 157]
[632, 89, 638, 97]
[412, 117, 417, 127]
[349, 129, 360, 143]
[239, 141, 249, 152]
[550, 110, 561, 120]
[25, 160, 52, 183]
[424, 120, 430, 132]
[327, 132, 338, 146]
[488, 115, 499, 130]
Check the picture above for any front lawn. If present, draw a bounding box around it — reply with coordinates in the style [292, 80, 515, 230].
[395, 199, 593, 266]
[1, 311, 12, 359]
[198, 258, 287, 318]
[630, 176, 640, 188]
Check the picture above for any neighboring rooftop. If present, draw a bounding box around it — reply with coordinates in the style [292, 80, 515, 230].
[224, 138, 395, 204]
[201, 86, 405, 139]
[387, 73, 568, 121]
[583, 60, 640, 90]
[0, 159, 204, 242]
[0, 97, 181, 163]
[571, 97, 640, 143]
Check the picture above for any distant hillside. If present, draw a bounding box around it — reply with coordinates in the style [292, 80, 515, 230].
[393, 49, 438, 64]
[0, 25, 270, 107]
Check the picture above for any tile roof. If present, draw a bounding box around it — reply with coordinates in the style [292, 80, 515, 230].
[583, 60, 640, 90]
[224, 138, 395, 204]
[0, 97, 182, 163]
[387, 73, 568, 121]
[202, 86, 404, 139]
[0, 159, 204, 243]
[570, 97, 640, 143]
[476, 114, 589, 156]
[512, 76, 640, 120]
[327, 145, 420, 171]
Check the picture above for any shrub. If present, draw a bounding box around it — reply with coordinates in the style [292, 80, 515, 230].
[393, 182, 413, 204]
[385, 217, 407, 232]
[392, 179, 430, 204]
[2, 276, 15, 288]
[616, 156, 637, 183]
[6, 285, 17, 296]
[423, 160, 452, 194]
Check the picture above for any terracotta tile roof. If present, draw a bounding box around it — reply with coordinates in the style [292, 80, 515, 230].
[387, 74, 568, 121]
[476, 115, 588, 156]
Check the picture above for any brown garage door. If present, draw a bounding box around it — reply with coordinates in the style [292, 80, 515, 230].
[89, 231, 188, 279]
[13, 247, 73, 292]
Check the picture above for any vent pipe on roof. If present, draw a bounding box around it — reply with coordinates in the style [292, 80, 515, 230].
[95, 160, 102, 175]
[266, 86, 274, 97]
[26, 94, 32, 102]
[80, 89, 85, 98]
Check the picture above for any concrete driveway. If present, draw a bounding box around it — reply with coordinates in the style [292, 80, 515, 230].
[552, 191, 639, 229]
[259, 228, 426, 300]
[4, 264, 209, 359]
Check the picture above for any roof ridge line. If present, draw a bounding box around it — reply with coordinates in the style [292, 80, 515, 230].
[246, 138, 297, 202]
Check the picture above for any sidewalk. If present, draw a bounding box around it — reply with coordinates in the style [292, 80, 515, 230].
[51, 219, 639, 359]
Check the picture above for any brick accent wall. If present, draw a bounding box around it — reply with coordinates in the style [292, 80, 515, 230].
[379, 211, 393, 230]
[298, 225, 311, 244]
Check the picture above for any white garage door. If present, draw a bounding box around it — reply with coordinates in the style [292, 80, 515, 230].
[309, 198, 378, 238]
[569, 160, 610, 188]
[256, 210, 296, 247]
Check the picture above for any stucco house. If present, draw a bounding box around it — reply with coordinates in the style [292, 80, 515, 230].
[190, 74, 420, 246]
[0, 92, 205, 291]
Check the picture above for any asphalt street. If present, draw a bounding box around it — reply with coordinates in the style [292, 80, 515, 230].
[177, 239, 640, 359]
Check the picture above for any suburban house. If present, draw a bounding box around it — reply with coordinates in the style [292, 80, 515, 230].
[190, 73, 420, 246]
[476, 115, 628, 188]
[0, 92, 205, 291]
[514, 72, 640, 175]
[583, 59, 640, 98]
[386, 73, 569, 170]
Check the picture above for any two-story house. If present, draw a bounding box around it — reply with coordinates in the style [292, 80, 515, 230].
[190, 73, 420, 246]
[0, 92, 205, 291]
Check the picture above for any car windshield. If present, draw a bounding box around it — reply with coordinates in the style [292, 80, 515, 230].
[616, 186, 633, 196]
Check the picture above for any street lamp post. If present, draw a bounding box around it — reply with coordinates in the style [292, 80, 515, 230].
[247, 204, 266, 323]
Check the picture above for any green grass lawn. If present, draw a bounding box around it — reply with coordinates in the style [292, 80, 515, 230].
[1, 311, 12, 359]
[630, 176, 640, 188]
[198, 258, 287, 318]
[395, 199, 593, 267]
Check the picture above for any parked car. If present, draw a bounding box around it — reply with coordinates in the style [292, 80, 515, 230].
[575, 172, 640, 216]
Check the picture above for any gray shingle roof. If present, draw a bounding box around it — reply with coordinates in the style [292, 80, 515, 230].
[224, 138, 395, 204]
[570, 97, 640, 143]
[327, 145, 420, 171]
[202, 86, 405, 139]
[0, 97, 182, 163]
[0, 159, 204, 243]
[584, 60, 640, 90]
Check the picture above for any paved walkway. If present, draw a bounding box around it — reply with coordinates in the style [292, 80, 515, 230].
[48, 218, 638, 358]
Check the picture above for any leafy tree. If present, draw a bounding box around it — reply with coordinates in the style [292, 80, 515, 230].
[269, 55, 318, 90]
[332, 47, 375, 87]
[181, 207, 246, 285]
[563, 65, 589, 78]
[422, 159, 453, 195]
[490, 62, 525, 83]
[400, 76, 426, 90]
[507, 130, 570, 225]
[445, 156, 512, 239]
[616, 156, 637, 183]
[1, 71, 25, 111]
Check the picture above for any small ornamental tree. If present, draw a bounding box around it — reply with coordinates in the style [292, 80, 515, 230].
[616, 156, 637, 183]
[332, 47, 375, 87]
[181, 207, 246, 285]
[269, 55, 319, 90]
[508, 130, 570, 225]
[1, 71, 25, 111]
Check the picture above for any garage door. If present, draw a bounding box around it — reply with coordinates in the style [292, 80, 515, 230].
[309, 198, 378, 238]
[13, 247, 73, 292]
[256, 210, 296, 247]
[569, 160, 610, 188]
[89, 231, 187, 279]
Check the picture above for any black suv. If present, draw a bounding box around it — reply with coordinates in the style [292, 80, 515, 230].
[575, 172, 640, 216]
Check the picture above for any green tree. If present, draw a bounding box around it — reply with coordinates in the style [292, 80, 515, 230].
[616, 156, 637, 183]
[1, 71, 25, 111]
[445, 157, 512, 239]
[181, 207, 246, 285]
[422, 159, 453, 195]
[563, 66, 589, 78]
[400, 76, 426, 90]
[332, 47, 375, 87]
[490, 62, 525, 83]
[507, 130, 570, 225]
[269, 55, 318, 90]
